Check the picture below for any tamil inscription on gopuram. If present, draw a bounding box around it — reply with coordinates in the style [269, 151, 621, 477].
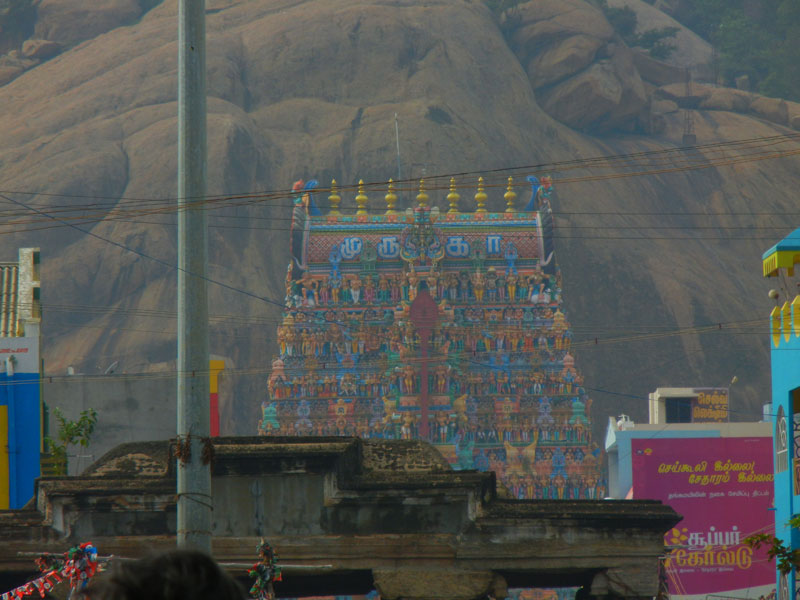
[259, 176, 606, 500]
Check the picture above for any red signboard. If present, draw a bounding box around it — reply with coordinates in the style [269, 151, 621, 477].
[631, 437, 774, 598]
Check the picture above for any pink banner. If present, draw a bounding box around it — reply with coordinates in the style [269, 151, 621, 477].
[631, 437, 774, 597]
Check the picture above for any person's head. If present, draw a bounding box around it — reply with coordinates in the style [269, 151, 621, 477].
[79, 550, 244, 600]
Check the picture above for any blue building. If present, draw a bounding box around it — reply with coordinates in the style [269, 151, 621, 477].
[0, 248, 42, 509]
[763, 227, 800, 600]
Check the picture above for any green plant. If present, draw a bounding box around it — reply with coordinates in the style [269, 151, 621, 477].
[744, 515, 800, 574]
[666, 0, 800, 102]
[593, 0, 678, 59]
[44, 408, 98, 475]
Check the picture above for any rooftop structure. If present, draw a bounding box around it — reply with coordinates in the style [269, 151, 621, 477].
[0, 248, 40, 339]
[0, 248, 41, 509]
[259, 177, 605, 500]
[647, 386, 729, 424]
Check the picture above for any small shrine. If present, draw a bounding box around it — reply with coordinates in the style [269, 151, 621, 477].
[259, 175, 606, 500]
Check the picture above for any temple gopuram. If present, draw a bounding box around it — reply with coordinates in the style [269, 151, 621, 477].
[259, 176, 606, 501]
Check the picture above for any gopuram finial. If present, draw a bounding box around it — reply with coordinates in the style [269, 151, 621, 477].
[328, 179, 341, 215]
[446, 177, 460, 214]
[475, 176, 487, 213]
[355, 179, 368, 215]
[504, 176, 516, 213]
[416, 179, 428, 209]
[385, 179, 398, 215]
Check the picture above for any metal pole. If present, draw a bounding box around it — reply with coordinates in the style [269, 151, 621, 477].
[177, 0, 211, 553]
[394, 113, 402, 181]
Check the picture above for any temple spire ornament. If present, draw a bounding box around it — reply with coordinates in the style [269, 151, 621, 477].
[447, 177, 460, 214]
[385, 179, 398, 215]
[475, 177, 487, 213]
[328, 179, 341, 215]
[504, 176, 517, 213]
[416, 179, 429, 209]
[355, 179, 368, 215]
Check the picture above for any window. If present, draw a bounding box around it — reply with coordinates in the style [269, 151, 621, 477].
[665, 396, 692, 423]
[776, 405, 788, 474]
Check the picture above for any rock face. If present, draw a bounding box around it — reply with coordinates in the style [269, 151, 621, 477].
[657, 82, 800, 130]
[539, 47, 647, 132]
[511, 0, 647, 132]
[0, 0, 795, 437]
[33, 0, 146, 47]
[20, 38, 60, 59]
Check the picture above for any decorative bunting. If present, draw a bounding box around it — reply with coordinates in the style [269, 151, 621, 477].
[248, 539, 281, 600]
[2, 542, 100, 598]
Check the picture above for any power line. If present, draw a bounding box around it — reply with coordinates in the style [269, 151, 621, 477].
[1, 131, 799, 208]
[0, 192, 291, 313]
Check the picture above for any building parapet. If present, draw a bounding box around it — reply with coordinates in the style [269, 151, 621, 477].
[769, 294, 800, 349]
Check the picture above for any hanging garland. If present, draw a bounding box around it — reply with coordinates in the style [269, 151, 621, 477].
[2, 542, 99, 599]
[248, 539, 282, 600]
[62, 543, 99, 593]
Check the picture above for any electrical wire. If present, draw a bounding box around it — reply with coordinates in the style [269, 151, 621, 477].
[3, 131, 800, 204]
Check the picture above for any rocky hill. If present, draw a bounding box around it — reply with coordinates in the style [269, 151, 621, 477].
[1, 0, 797, 437]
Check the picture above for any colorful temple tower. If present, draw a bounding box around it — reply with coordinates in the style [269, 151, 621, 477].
[259, 177, 606, 500]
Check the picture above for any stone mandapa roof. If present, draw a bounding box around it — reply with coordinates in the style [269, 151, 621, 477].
[0, 435, 682, 600]
[81, 440, 171, 477]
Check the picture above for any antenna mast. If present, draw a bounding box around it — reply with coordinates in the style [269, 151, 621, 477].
[394, 113, 402, 181]
[682, 68, 696, 145]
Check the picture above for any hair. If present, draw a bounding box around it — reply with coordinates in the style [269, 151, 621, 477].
[78, 550, 245, 600]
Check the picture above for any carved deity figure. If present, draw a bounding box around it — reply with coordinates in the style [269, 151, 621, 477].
[391, 273, 402, 304]
[506, 272, 518, 303]
[319, 278, 330, 305]
[284, 263, 294, 303]
[364, 276, 375, 304]
[407, 264, 419, 301]
[330, 273, 341, 305]
[504, 241, 518, 275]
[260, 401, 279, 433]
[402, 364, 416, 394]
[458, 271, 470, 300]
[350, 275, 362, 304]
[447, 273, 458, 301]
[329, 244, 342, 278]
[426, 271, 439, 300]
[471, 269, 485, 302]
[485, 267, 497, 302]
[378, 274, 389, 303]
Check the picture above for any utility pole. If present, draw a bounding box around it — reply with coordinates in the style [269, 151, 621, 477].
[177, 0, 211, 553]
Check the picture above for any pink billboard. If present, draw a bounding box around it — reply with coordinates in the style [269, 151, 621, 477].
[631, 437, 775, 599]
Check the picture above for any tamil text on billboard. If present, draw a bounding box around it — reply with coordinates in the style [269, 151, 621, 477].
[631, 437, 774, 600]
[691, 388, 729, 423]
